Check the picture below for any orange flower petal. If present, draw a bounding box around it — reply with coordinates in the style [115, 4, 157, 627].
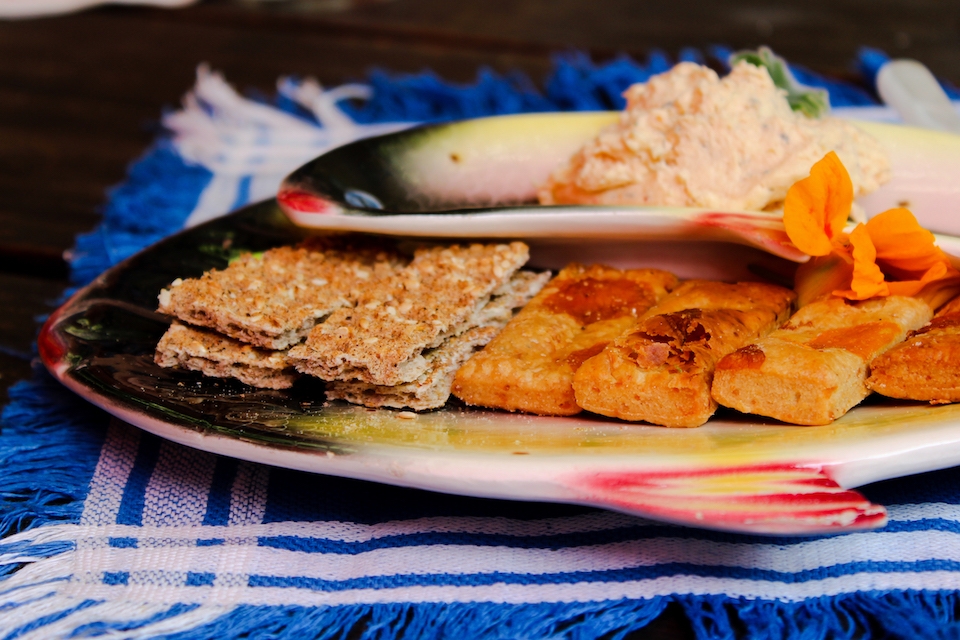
[865, 208, 950, 277]
[836, 223, 888, 300]
[784, 155, 959, 304]
[783, 151, 853, 257]
[793, 253, 854, 307]
[886, 261, 950, 297]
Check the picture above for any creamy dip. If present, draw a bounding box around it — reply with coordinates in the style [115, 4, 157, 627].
[538, 61, 890, 211]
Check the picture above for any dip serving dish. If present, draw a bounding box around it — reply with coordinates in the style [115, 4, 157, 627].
[278, 112, 960, 245]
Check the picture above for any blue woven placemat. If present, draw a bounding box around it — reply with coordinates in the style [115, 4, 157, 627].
[5, 48, 960, 640]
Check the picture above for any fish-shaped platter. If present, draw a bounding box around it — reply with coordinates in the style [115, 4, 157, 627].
[39, 199, 960, 536]
[278, 112, 960, 259]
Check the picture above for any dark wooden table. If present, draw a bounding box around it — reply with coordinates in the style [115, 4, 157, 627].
[1, 1, 958, 636]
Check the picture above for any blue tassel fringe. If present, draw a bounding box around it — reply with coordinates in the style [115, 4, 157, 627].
[70, 142, 211, 288]
[0, 371, 106, 546]
[159, 599, 669, 640]
[679, 591, 960, 640]
[141, 591, 960, 639]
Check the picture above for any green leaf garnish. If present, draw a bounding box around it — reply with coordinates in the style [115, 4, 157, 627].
[730, 47, 830, 118]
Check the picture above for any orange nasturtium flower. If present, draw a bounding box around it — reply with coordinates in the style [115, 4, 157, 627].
[785, 151, 960, 306]
[783, 151, 854, 257]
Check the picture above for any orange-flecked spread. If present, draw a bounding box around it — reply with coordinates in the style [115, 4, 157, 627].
[538, 62, 889, 212]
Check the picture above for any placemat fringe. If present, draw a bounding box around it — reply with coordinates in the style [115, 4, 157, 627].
[679, 591, 960, 640]
[148, 599, 668, 640]
[0, 374, 106, 544]
[69, 145, 211, 288]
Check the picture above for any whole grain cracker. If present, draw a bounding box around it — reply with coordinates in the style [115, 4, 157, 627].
[323, 269, 548, 410]
[155, 321, 297, 389]
[157, 237, 405, 349]
[289, 242, 531, 386]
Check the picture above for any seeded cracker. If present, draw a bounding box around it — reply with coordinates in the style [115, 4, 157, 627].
[157, 238, 405, 350]
[326, 270, 550, 410]
[288, 242, 532, 387]
[156, 322, 297, 389]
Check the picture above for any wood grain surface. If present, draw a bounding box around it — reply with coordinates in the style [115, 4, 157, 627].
[1, 2, 957, 634]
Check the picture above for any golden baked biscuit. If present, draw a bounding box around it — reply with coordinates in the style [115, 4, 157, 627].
[573, 280, 795, 427]
[866, 302, 960, 404]
[451, 264, 678, 416]
[713, 296, 933, 425]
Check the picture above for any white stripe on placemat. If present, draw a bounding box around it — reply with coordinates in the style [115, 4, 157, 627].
[213, 462, 271, 589]
[80, 421, 142, 527]
[63, 530, 960, 580]
[6, 502, 959, 594]
[7, 502, 958, 555]
[229, 462, 269, 526]
[142, 441, 218, 527]
[887, 503, 960, 521]
[55, 514, 658, 549]
[47, 570, 960, 607]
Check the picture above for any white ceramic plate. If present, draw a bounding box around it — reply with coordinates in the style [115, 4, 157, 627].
[39, 201, 960, 537]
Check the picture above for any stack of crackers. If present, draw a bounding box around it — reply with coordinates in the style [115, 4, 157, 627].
[155, 237, 547, 411]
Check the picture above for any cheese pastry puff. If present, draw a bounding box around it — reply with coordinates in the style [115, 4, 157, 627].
[452, 264, 678, 415]
[714, 296, 932, 425]
[573, 280, 795, 427]
[867, 295, 960, 404]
